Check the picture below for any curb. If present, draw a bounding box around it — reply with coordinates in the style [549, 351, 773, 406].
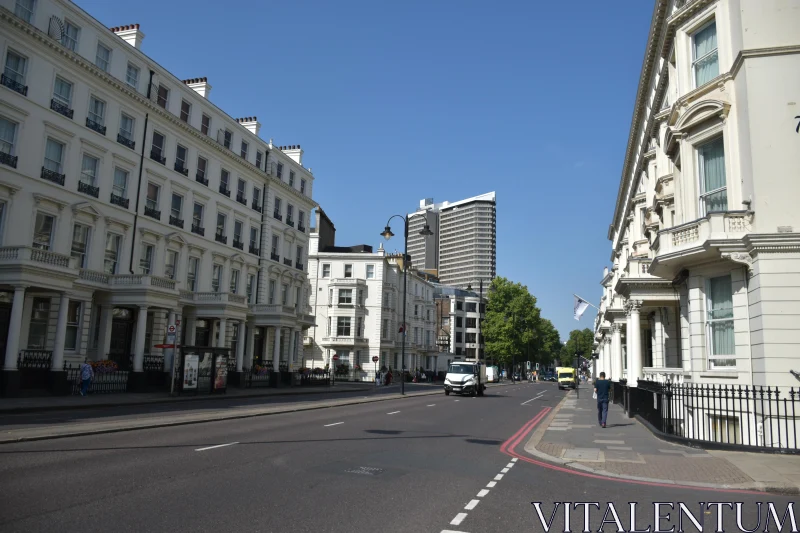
[520, 391, 800, 495]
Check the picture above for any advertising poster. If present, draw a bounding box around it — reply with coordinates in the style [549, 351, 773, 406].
[183, 354, 199, 390]
[213, 356, 228, 391]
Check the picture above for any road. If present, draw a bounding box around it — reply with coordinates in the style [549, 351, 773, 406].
[0, 382, 793, 532]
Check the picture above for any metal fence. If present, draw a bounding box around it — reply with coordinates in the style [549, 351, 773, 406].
[633, 380, 799, 453]
[65, 363, 129, 395]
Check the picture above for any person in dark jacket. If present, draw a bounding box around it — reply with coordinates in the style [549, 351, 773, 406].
[594, 372, 611, 428]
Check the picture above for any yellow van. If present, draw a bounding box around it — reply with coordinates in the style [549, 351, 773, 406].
[556, 367, 577, 390]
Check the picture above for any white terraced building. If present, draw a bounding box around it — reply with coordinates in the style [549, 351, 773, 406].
[306, 209, 440, 379]
[593, 0, 800, 391]
[0, 0, 317, 394]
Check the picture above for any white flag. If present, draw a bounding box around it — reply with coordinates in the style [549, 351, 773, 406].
[573, 296, 590, 321]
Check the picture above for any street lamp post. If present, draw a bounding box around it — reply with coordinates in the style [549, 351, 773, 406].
[381, 215, 433, 396]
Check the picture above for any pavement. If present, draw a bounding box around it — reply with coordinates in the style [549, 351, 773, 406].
[0, 380, 794, 533]
[526, 385, 800, 494]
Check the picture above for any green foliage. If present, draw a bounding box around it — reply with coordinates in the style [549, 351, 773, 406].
[558, 328, 595, 366]
[483, 277, 550, 365]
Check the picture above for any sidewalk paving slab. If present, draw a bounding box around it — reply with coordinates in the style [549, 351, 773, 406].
[523, 387, 800, 494]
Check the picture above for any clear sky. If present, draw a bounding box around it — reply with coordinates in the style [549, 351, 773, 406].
[80, 0, 654, 341]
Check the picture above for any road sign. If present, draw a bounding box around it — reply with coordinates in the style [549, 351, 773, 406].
[332, 355, 340, 361]
[175, 319, 181, 326]
[154, 344, 175, 349]
[167, 324, 176, 334]
[372, 356, 379, 363]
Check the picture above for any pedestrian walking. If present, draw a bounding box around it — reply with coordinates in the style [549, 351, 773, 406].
[594, 371, 611, 428]
[79, 360, 94, 396]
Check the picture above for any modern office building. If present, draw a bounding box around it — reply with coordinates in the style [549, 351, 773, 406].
[407, 192, 496, 289]
[0, 0, 316, 394]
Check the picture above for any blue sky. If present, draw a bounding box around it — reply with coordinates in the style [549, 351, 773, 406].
[81, 0, 654, 341]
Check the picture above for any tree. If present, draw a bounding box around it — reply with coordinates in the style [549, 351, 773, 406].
[482, 277, 541, 368]
[532, 319, 562, 367]
[558, 328, 595, 366]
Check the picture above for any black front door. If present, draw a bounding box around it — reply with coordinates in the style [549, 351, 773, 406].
[252, 328, 264, 367]
[0, 305, 10, 359]
[195, 320, 211, 347]
[109, 317, 134, 367]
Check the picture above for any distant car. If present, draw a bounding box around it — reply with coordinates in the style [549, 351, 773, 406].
[545, 373, 556, 382]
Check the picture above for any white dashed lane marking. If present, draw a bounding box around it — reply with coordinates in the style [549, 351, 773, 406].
[494, 473, 504, 481]
[324, 422, 343, 427]
[195, 442, 238, 452]
[465, 499, 480, 510]
[427, 404, 436, 407]
[387, 411, 401, 415]
[501, 467, 509, 473]
[486, 481, 496, 488]
[477, 489, 489, 497]
[443, 453, 516, 529]
[450, 513, 468, 526]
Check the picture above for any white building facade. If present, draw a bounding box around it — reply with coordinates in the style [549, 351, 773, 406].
[594, 0, 800, 391]
[0, 0, 316, 394]
[306, 210, 439, 380]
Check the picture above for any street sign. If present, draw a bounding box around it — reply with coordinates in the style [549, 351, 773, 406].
[372, 356, 379, 363]
[154, 343, 175, 349]
[167, 324, 176, 334]
[332, 355, 340, 361]
[175, 319, 181, 326]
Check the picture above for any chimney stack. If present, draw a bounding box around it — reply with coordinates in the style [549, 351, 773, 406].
[111, 24, 145, 49]
[280, 145, 304, 165]
[236, 117, 260, 136]
[183, 77, 212, 99]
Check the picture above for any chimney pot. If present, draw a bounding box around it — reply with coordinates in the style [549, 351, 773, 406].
[113, 24, 145, 49]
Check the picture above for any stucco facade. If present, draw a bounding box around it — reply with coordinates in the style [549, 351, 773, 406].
[594, 0, 800, 389]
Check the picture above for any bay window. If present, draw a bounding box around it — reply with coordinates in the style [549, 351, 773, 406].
[698, 137, 727, 214]
[692, 20, 718, 87]
[706, 274, 735, 368]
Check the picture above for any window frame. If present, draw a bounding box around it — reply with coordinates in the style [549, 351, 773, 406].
[691, 19, 719, 89]
[139, 242, 154, 275]
[145, 182, 160, 211]
[180, 99, 191, 123]
[70, 222, 90, 268]
[696, 135, 728, 216]
[14, 0, 36, 24]
[64, 300, 82, 351]
[156, 84, 170, 109]
[165, 249, 178, 280]
[187, 256, 199, 291]
[52, 76, 73, 106]
[112, 167, 128, 199]
[88, 95, 106, 125]
[337, 316, 352, 337]
[201, 114, 211, 135]
[126, 62, 139, 89]
[33, 211, 55, 250]
[119, 113, 135, 141]
[95, 42, 112, 72]
[170, 192, 183, 220]
[4, 49, 28, 85]
[705, 274, 736, 369]
[0, 116, 18, 156]
[151, 130, 165, 157]
[322, 263, 331, 278]
[344, 264, 353, 278]
[44, 137, 65, 173]
[104, 232, 122, 274]
[211, 264, 223, 292]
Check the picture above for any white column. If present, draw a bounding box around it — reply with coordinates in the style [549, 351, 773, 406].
[272, 326, 282, 371]
[612, 323, 622, 382]
[629, 300, 642, 387]
[625, 306, 632, 379]
[3, 286, 26, 370]
[235, 321, 245, 371]
[133, 305, 148, 372]
[51, 294, 70, 371]
[217, 318, 227, 348]
[245, 324, 255, 369]
[185, 315, 197, 346]
[97, 305, 114, 362]
[288, 328, 297, 369]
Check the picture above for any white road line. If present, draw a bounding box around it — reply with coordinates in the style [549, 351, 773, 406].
[511, 458, 518, 462]
[450, 513, 468, 526]
[521, 398, 536, 405]
[477, 489, 489, 497]
[487, 481, 497, 488]
[501, 467, 509, 473]
[506, 462, 515, 468]
[427, 404, 436, 407]
[454, 399, 460, 402]
[387, 411, 401, 415]
[195, 442, 239, 451]
[441, 530, 470, 533]
[324, 422, 344, 427]
[465, 499, 480, 510]
[494, 473, 504, 481]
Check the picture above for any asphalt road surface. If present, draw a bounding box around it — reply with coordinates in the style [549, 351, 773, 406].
[0, 382, 794, 533]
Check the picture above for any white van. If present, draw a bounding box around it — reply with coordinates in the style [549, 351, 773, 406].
[444, 361, 487, 397]
[486, 366, 499, 383]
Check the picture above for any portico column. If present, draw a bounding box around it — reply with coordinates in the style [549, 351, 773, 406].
[625, 305, 632, 379]
[245, 324, 255, 369]
[3, 286, 26, 370]
[272, 326, 282, 371]
[611, 323, 622, 382]
[235, 321, 245, 372]
[185, 315, 197, 346]
[97, 305, 114, 362]
[629, 301, 642, 387]
[288, 329, 296, 369]
[217, 318, 227, 348]
[133, 305, 148, 372]
[51, 293, 70, 371]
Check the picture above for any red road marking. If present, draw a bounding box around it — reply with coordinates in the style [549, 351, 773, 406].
[501, 408, 771, 495]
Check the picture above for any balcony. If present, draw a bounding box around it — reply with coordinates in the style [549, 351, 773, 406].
[251, 200, 261, 213]
[85, 118, 106, 135]
[270, 252, 280, 262]
[191, 223, 205, 236]
[40, 167, 65, 186]
[250, 303, 297, 321]
[110, 193, 129, 209]
[215, 232, 227, 245]
[219, 185, 230, 197]
[329, 278, 367, 287]
[77, 181, 99, 198]
[273, 212, 282, 222]
[117, 134, 135, 150]
[0, 246, 76, 269]
[1, 74, 27, 95]
[320, 336, 369, 347]
[150, 150, 166, 165]
[298, 224, 306, 233]
[295, 262, 304, 270]
[174, 162, 189, 176]
[182, 292, 248, 306]
[283, 258, 292, 266]
[236, 193, 246, 205]
[249, 244, 260, 256]
[0, 151, 18, 169]
[195, 172, 209, 186]
[233, 239, 244, 250]
[169, 215, 184, 229]
[50, 99, 73, 119]
[110, 274, 177, 291]
[144, 206, 160, 220]
[286, 218, 294, 228]
[642, 367, 690, 384]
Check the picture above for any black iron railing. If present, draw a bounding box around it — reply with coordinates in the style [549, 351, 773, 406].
[273, 212, 282, 221]
[295, 262, 304, 270]
[0, 151, 18, 169]
[631, 380, 800, 453]
[150, 150, 166, 165]
[50, 99, 73, 118]
[196, 173, 209, 186]
[191, 223, 205, 236]
[1, 73, 27, 95]
[283, 258, 292, 266]
[286, 219, 294, 227]
[233, 239, 244, 250]
[66, 362, 129, 395]
[110, 193, 129, 208]
[249, 244, 260, 256]
[270, 252, 280, 262]
[236, 193, 246, 205]
[86, 117, 106, 135]
[244, 366, 272, 388]
[252, 200, 261, 212]
[117, 134, 135, 150]
[78, 180, 99, 198]
[300, 370, 330, 387]
[215, 232, 227, 244]
[298, 225, 306, 233]
[144, 206, 161, 220]
[169, 215, 184, 228]
[41, 167, 65, 185]
[174, 162, 188, 176]
[18, 350, 53, 369]
[219, 185, 230, 197]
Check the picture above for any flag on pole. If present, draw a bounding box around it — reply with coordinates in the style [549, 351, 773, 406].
[398, 324, 406, 335]
[573, 295, 590, 321]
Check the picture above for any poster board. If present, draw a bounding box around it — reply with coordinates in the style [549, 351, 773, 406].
[213, 355, 228, 392]
[183, 354, 199, 390]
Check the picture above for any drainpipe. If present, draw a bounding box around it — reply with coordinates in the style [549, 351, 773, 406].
[255, 163, 268, 304]
[129, 70, 154, 274]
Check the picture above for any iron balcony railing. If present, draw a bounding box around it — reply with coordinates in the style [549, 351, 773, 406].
[78, 180, 99, 198]
[270, 252, 280, 262]
[298, 224, 306, 233]
[286, 218, 294, 227]
[144, 206, 161, 220]
[249, 244, 260, 256]
[251, 200, 261, 212]
[191, 223, 205, 236]
[150, 150, 166, 165]
[219, 185, 230, 197]
[110, 193, 129, 209]
[50, 99, 73, 119]
[174, 162, 189, 176]
[0, 151, 18, 169]
[85, 117, 106, 135]
[233, 239, 244, 250]
[41, 167, 65, 186]
[283, 258, 292, 266]
[273, 212, 282, 221]
[236, 193, 247, 205]
[169, 215, 184, 228]
[1, 73, 27, 95]
[215, 232, 227, 244]
[295, 262, 304, 270]
[117, 133, 135, 150]
[196, 173, 209, 186]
